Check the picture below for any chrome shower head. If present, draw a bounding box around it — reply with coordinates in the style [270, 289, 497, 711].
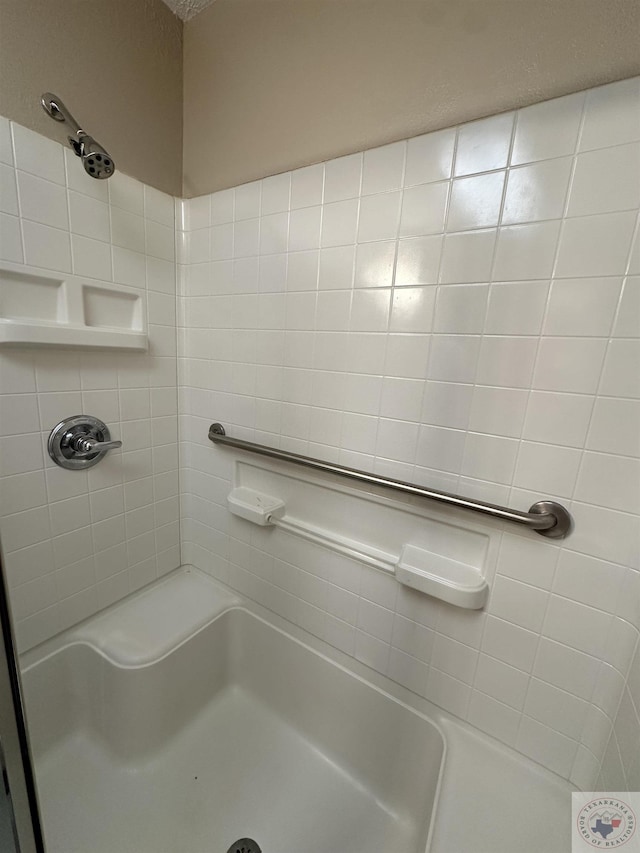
[41, 93, 115, 179]
[72, 135, 115, 180]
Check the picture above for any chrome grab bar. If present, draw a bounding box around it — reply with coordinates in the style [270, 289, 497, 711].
[208, 423, 572, 539]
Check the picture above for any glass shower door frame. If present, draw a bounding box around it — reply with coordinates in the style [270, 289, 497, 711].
[0, 550, 45, 852]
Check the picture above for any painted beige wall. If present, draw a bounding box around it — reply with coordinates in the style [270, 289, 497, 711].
[0, 0, 183, 195]
[183, 0, 640, 196]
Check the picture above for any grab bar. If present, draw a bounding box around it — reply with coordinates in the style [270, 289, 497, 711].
[208, 423, 572, 539]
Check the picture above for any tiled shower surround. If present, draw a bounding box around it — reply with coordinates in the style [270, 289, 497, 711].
[178, 77, 640, 791]
[0, 120, 181, 651]
[0, 76, 638, 792]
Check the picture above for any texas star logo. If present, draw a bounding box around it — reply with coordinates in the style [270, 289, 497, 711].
[576, 798, 636, 847]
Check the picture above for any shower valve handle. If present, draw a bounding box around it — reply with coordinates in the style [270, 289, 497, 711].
[48, 415, 123, 470]
[70, 435, 123, 457]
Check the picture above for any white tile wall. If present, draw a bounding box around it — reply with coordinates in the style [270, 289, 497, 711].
[178, 77, 640, 788]
[0, 119, 180, 652]
[1, 76, 638, 791]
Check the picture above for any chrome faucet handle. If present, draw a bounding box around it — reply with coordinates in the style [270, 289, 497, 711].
[48, 415, 123, 470]
[70, 435, 123, 457]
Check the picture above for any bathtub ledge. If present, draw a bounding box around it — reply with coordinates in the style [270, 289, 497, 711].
[70, 566, 240, 666]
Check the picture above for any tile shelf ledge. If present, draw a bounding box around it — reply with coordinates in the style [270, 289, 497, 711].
[0, 262, 148, 351]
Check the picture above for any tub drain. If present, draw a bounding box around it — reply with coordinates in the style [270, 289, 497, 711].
[226, 839, 261, 853]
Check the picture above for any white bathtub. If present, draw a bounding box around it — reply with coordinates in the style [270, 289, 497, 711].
[21, 567, 573, 853]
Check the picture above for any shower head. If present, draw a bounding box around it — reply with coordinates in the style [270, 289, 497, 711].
[41, 93, 115, 179]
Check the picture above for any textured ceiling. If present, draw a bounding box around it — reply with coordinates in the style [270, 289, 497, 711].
[160, 0, 216, 22]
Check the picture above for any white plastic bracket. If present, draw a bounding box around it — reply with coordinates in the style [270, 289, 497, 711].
[396, 544, 488, 610]
[227, 487, 285, 526]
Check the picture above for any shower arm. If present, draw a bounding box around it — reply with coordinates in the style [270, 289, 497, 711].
[41, 93, 88, 152]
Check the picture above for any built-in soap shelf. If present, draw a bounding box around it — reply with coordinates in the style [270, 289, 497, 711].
[227, 465, 492, 610]
[0, 263, 147, 350]
[396, 544, 488, 609]
[227, 486, 285, 525]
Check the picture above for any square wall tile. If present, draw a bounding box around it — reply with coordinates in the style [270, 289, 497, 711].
[523, 391, 593, 449]
[575, 452, 640, 515]
[324, 153, 362, 203]
[433, 284, 488, 334]
[461, 432, 519, 484]
[511, 91, 585, 165]
[0, 117, 14, 165]
[475, 336, 537, 388]
[234, 181, 261, 220]
[447, 172, 505, 232]
[543, 277, 622, 337]
[109, 172, 144, 215]
[400, 181, 448, 237]
[533, 338, 607, 394]
[355, 241, 395, 288]
[184, 194, 210, 230]
[543, 595, 612, 659]
[467, 691, 521, 745]
[350, 289, 390, 332]
[427, 335, 481, 384]
[12, 124, 65, 184]
[568, 143, 640, 217]
[497, 532, 559, 590]
[405, 128, 456, 187]
[502, 158, 572, 225]
[384, 334, 430, 380]
[513, 441, 581, 498]
[482, 616, 539, 672]
[260, 213, 289, 256]
[415, 425, 465, 472]
[474, 654, 530, 709]
[454, 112, 514, 176]
[553, 551, 626, 614]
[69, 192, 110, 242]
[396, 235, 442, 286]
[389, 287, 435, 333]
[319, 245, 355, 290]
[0, 164, 18, 216]
[439, 229, 496, 284]
[321, 199, 359, 247]
[534, 638, 600, 702]
[614, 277, 640, 336]
[261, 174, 290, 215]
[468, 386, 528, 437]
[17, 172, 68, 230]
[289, 206, 321, 251]
[485, 281, 549, 335]
[555, 212, 636, 278]
[22, 220, 71, 272]
[71, 235, 112, 280]
[493, 220, 561, 281]
[291, 164, 324, 209]
[358, 192, 402, 243]
[524, 679, 588, 741]
[362, 141, 405, 195]
[211, 188, 235, 223]
[587, 398, 640, 457]
[421, 381, 473, 431]
[0, 211, 23, 263]
[600, 340, 640, 399]
[579, 77, 640, 151]
[379, 378, 425, 422]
